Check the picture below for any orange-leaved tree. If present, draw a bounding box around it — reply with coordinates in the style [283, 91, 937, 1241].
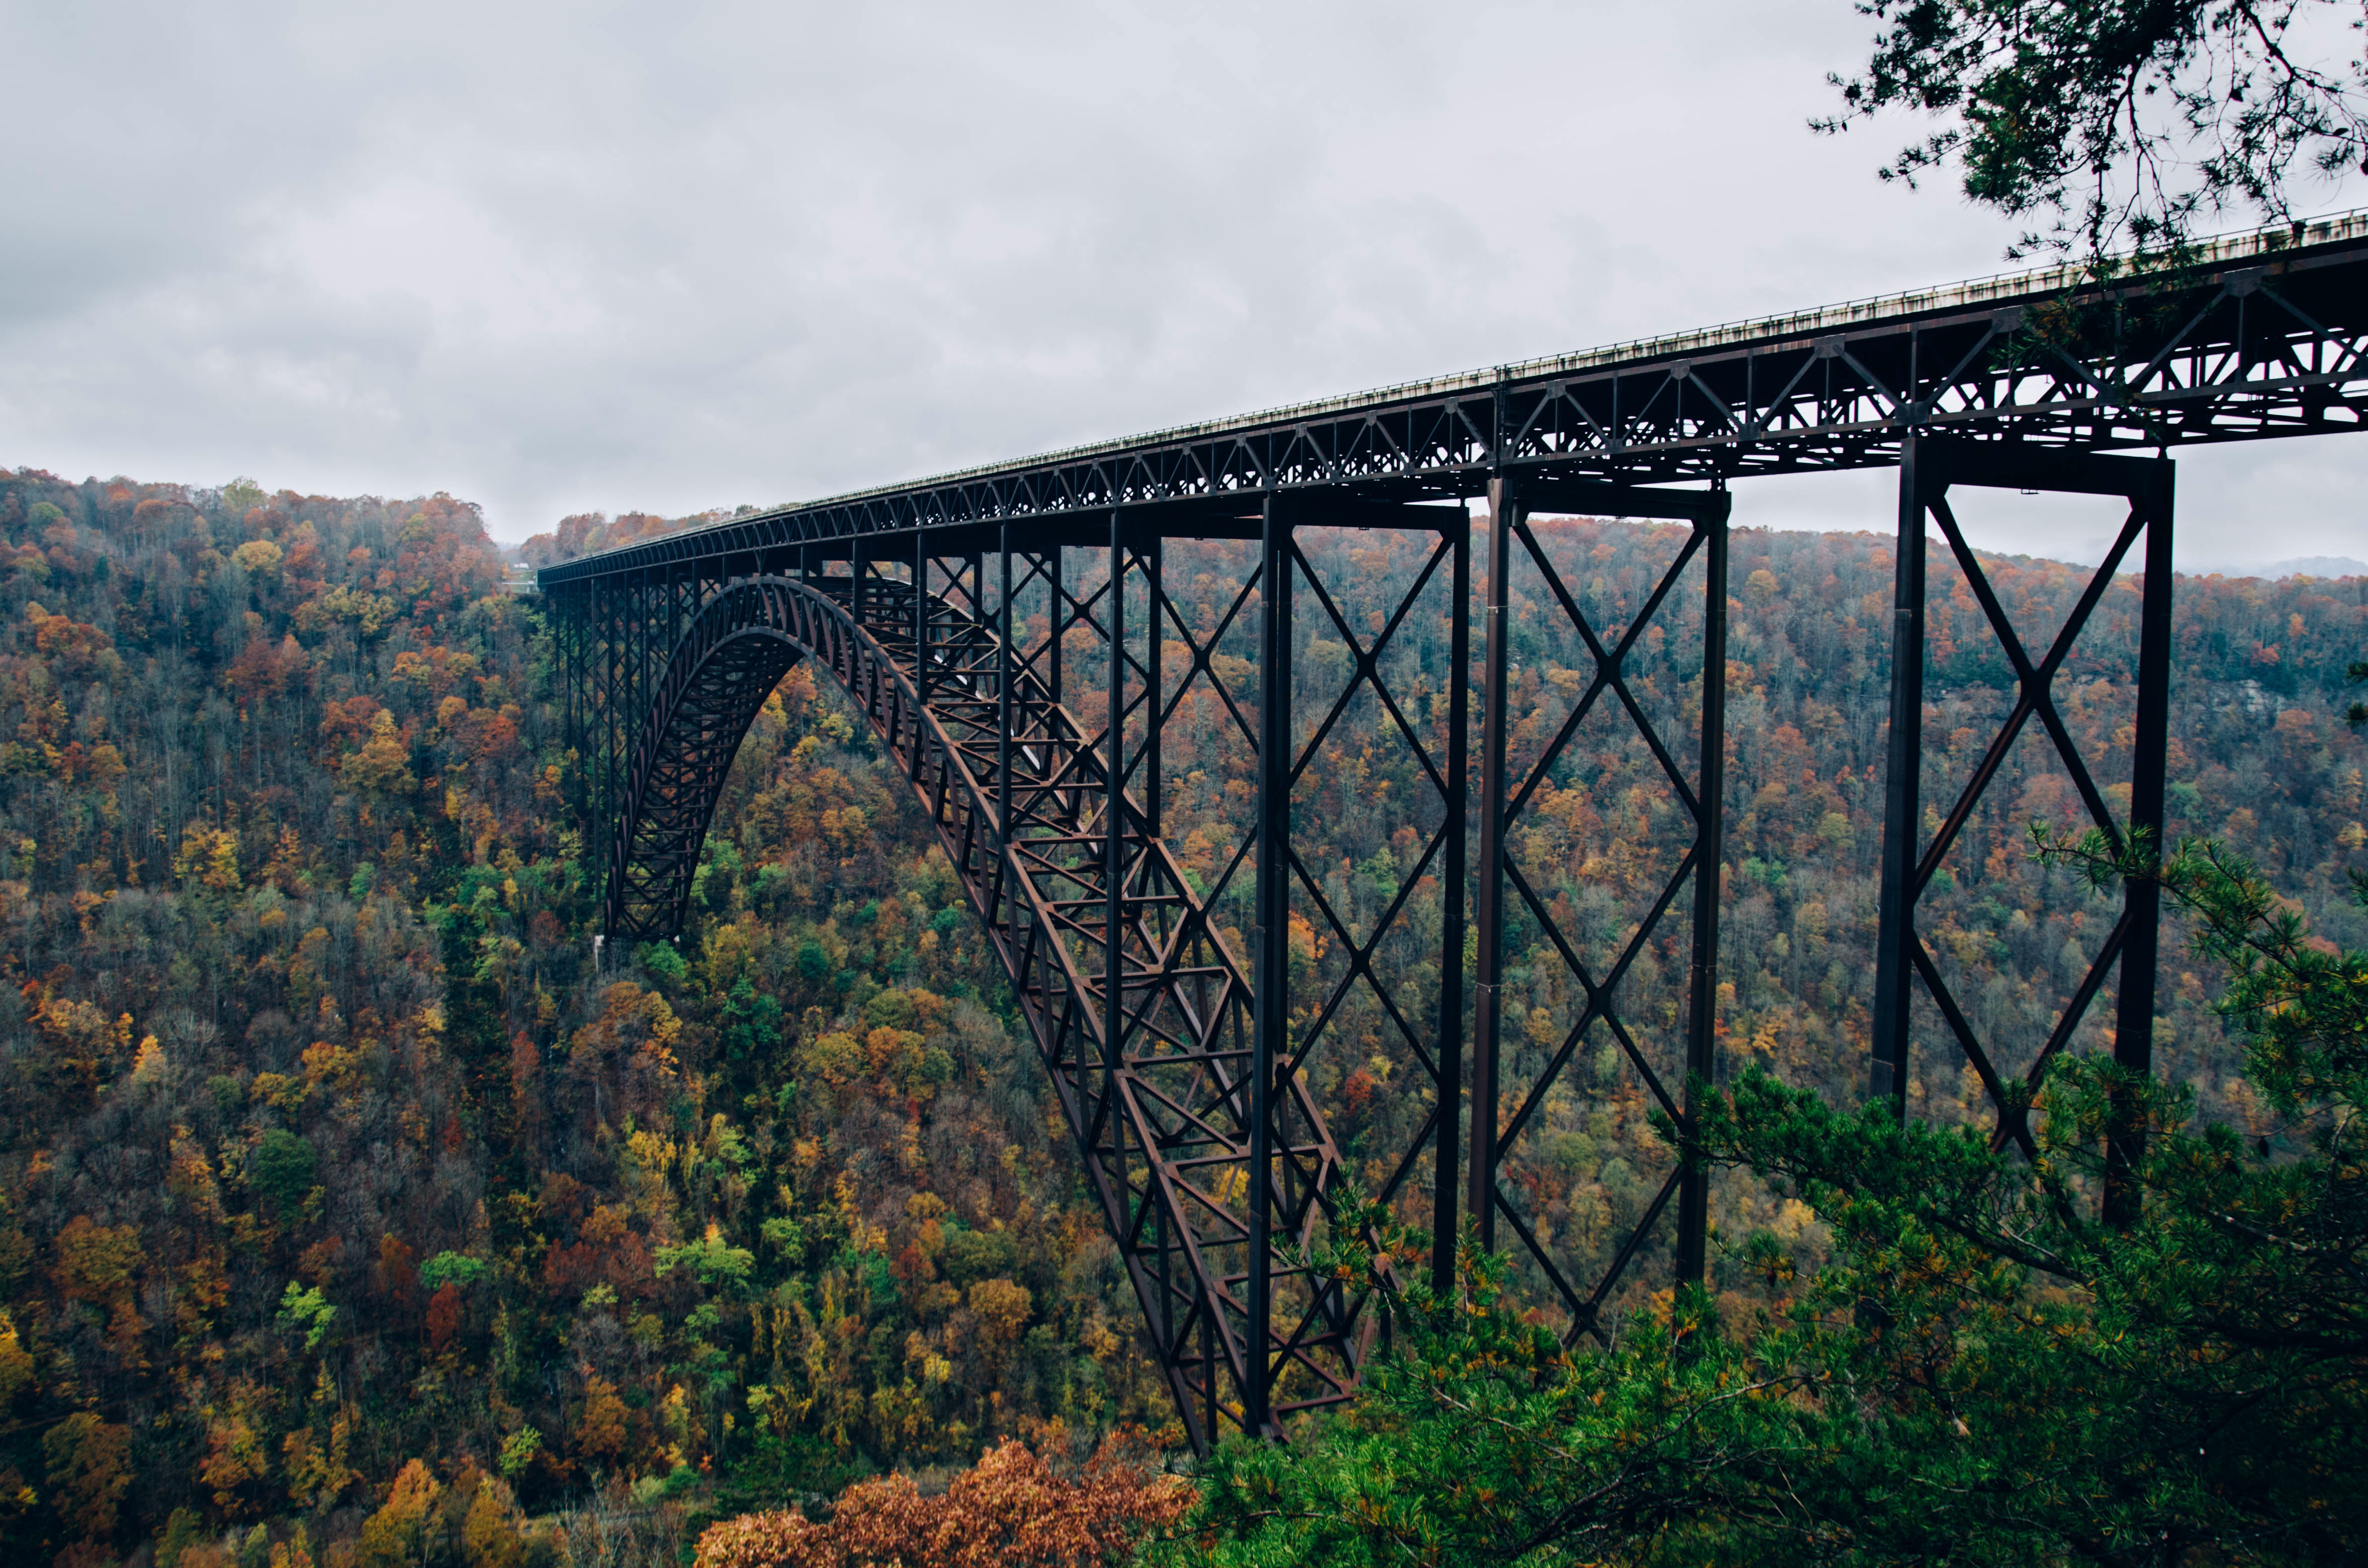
[693, 1430, 1189, 1568]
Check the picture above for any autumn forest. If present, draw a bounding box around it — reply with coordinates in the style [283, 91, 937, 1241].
[3, 467, 2364, 1566]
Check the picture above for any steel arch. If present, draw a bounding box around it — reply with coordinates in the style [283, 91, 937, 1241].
[600, 570, 1359, 1450]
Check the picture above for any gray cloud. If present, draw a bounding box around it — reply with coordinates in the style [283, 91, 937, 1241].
[2, 0, 2361, 566]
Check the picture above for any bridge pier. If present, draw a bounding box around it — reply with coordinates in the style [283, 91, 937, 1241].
[1871, 436, 2175, 1213]
[1467, 476, 1734, 1328]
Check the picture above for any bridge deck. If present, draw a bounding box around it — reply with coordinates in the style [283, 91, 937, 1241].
[542, 210, 2368, 588]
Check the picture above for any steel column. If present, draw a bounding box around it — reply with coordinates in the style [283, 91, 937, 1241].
[1248, 494, 1292, 1437]
[914, 528, 929, 700]
[1105, 510, 1125, 1156]
[1871, 440, 1930, 1110]
[1676, 491, 1731, 1285]
[1467, 477, 1516, 1249]
[2107, 464, 2176, 1226]
[998, 528, 1013, 846]
[1432, 513, 1472, 1292]
[1145, 538, 1162, 838]
[601, 574, 619, 923]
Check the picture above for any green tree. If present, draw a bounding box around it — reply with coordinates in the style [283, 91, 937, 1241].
[277, 1281, 337, 1351]
[1170, 826, 2366, 1564]
[249, 1129, 319, 1214]
[1821, 0, 2368, 256]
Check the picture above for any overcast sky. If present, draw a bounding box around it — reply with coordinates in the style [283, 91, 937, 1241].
[3, 1, 2362, 567]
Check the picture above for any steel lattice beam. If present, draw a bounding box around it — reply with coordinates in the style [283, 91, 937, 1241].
[541, 214, 2368, 590]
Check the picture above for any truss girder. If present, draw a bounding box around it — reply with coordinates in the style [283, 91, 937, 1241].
[540, 222, 2368, 590]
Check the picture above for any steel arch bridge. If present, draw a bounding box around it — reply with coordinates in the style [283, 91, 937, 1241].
[542, 213, 2368, 1451]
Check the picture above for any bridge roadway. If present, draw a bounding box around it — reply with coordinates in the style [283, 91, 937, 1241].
[542, 211, 2368, 573]
[541, 214, 2368, 1451]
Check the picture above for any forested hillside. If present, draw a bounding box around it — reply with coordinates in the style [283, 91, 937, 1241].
[0, 475, 1174, 1568]
[5, 470, 2364, 1565]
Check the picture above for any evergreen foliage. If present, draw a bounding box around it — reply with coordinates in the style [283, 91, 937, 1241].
[1169, 825, 2367, 1564]
[1821, 0, 2368, 256]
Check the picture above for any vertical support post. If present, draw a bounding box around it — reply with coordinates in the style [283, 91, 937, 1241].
[1432, 507, 1472, 1293]
[2107, 463, 2176, 1226]
[1050, 546, 1064, 714]
[998, 528, 1013, 849]
[911, 530, 929, 782]
[1872, 437, 1930, 1111]
[1106, 510, 1126, 1153]
[667, 563, 681, 680]
[1467, 477, 1517, 1249]
[557, 585, 574, 836]
[569, 583, 582, 749]
[1249, 494, 1292, 1438]
[914, 529, 929, 698]
[1676, 492, 1732, 1285]
[600, 573, 619, 933]
[635, 572, 650, 793]
[594, 581, 608, 924]
[1146, 536, 1163, 838]
[557, 583, 573, 785]
[559, 585, 573, 762]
